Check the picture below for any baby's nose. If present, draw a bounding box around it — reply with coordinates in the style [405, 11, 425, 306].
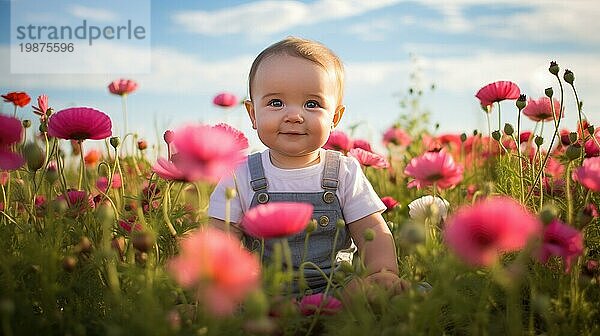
[284, 106, 304, 122]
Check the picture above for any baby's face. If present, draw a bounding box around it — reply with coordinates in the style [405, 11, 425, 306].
[247, 54, 343, 166]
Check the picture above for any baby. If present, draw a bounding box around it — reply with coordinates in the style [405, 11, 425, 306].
[208, 37, 404, 296]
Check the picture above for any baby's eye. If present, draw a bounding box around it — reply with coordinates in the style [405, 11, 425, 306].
[267, 99, 283, 108]
[305, 100, 321, 109]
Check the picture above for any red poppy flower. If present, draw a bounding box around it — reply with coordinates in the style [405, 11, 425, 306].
[32, 95, 49, 118]
[299, 293, 342, 315]
[404, 150, 463, 189]
[108, 79, 138, 96]
[213, 92, 238, 107]
[444, 197, 542, 267]
[381, 196, 399, 212]
[0, 114, 25, 170]
[168, 228, 260, 316]
[323, 130, 353, 153]
[241, 202, 313, 239]
[348, 148, 389, 169]
[382, 126, 411, 147]
[2, 91, 31, 107]
[475, 81, 520, 108]
[538, 219, 583, 273]
[522, 97, 562, 122]
[572, 157, 600, 192]
[48, 107, 112, 141]
[352, 139, 373, 152]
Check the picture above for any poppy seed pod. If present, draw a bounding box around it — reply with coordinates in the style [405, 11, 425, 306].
[563, 69, 574, 84]
[534, 136, 544, 147]
[516, 94, 527, 110]
[492, 130, 501, 141]
[545, 87, 554, 98]
[109, 136, 120, 148]
[23, 142, 45, 171]
[504, 123, 514, 136]
[460, 133, 467, 142]
[22, 119, 31, 128]
[565, 145, 582, 161]
[548, 61, 559, 76]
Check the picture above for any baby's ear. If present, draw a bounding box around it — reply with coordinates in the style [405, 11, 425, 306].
[332, 105, 345, 127]
[245, 100, 257, 129]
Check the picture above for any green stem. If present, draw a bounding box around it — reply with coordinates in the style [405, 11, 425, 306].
[565, 161, 574, 224]
[78, 141, 85, 190]
[162, 182, 177, 237]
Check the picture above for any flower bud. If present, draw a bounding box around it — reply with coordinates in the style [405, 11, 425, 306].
[563, 69, 574, 84]
[62, 256, 78, 272]
[539, 203, 559, 225]
[132, 232, 154, 253]
[548, 61, 559, 75]
[137, 139, 148, 150]
[23, 142, 45, 171]
[39, 123, 47, 133]
[545, 87, 554, 98]
[473, 130, 478, 136]
[504, 123, 514, 136]
[225, 187, 237, 200]
[135, 251, 148, 265]
[534, 136, 544, 147]
[460, 133, 467, 142]
[163, 130, 175, 144]
[336, 218, 346, 230]
[587, 125, 595, 136]
[363, 228, 375, 242]
[306, 219, 317, 233]
[492, 130, 501, 141]
[565, 144, 582, 161]
[569, 132, 579, 144]
[77, 236, 93, 254]
[46, 108, 54, 117]
[22, 119, 32, 128]
[109, 136, 121, 149]
[516, 94, 527, 110]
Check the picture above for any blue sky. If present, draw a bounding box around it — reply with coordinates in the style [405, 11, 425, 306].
[1, 0, 599, 153]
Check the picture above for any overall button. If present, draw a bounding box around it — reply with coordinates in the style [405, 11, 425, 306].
[318, 215, 330, 227]
[257, 192, 269, 204]
[323, 191, 335, 204]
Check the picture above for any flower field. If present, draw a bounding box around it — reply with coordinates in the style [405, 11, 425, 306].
[1, 62, 600, 335]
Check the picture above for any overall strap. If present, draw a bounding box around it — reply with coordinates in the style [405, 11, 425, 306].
[248, 152, 268, 191]
[321, 150, 341, 191]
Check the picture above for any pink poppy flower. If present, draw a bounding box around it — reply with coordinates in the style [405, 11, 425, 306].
[56, 189, 95, 215]
[404, 150, 464, 189]
[299, 293, 342, 316]
[475, 81, 521, 108]
[444, 197, 542, 267]
[96, 174, 122, 191]
[168, 228, 260, 316]
[118, 219, 142, 233]
[108, 79, 138, 96]
[520, 131, 533, 144]
[348, 148, 389, 169]
[522, 97, 562, 122]
[538, 219, 583, 273]
[323, 130, 353, 153]
[0, 114, 25, 170]
[572, 157, 600, 192]
[352, 139, 373, 152]
[152, 157, 188, 182]
[545, 156, 564, 178]
[584, 129, 600, 157]
[213, 92, 238, 107]
[171, 124, 247, 183]
[48, 107, 112, 141]
[213, 123, 249, 150]
[382, 126, 411, 147]
[2, 91, 31, 107]
[241, 202, 313, 239]
[381, 196, 399, 212]
[32, 94, 49, 118]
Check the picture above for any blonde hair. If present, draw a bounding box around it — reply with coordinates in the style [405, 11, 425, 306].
[248, 36, 345, 106]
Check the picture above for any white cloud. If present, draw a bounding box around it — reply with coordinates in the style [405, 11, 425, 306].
[172, 0, 402, 37]
[68, 5, 118, 22]
[347, 18, 396, 41]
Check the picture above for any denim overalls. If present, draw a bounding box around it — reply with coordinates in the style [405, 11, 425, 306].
[243, 150, 351, 294]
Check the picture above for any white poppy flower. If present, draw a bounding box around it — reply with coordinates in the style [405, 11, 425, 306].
[408, 195, 450, 223]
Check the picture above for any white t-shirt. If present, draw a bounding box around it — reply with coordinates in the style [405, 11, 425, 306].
[208, 148, 386, 225]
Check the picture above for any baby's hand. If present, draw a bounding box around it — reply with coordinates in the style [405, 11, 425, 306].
[364, 271, 410, 295]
